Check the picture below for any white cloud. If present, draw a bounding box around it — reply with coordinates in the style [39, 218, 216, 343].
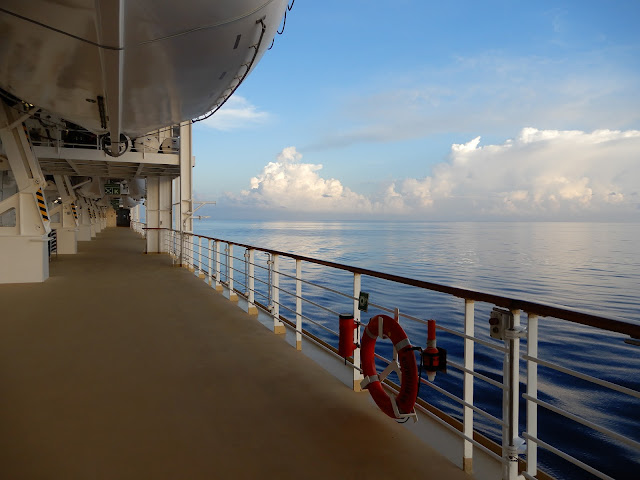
[228, 147, 371, 213]
[377, 128, 640, 219]
[222, 129, 640, 220]
[199, 95, 269, 131]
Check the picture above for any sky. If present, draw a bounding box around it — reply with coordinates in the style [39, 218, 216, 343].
[192, 0, 640, 221]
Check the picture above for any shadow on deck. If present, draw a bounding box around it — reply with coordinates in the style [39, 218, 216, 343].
[0, 227, 470, 479]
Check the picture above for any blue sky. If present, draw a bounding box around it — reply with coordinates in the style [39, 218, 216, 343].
[192, 0, 640, 220]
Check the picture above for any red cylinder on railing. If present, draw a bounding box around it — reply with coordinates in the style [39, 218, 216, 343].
[338, 313, 356, 357]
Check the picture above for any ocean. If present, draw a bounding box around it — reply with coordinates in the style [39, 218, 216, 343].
[193, 220, 640, 479]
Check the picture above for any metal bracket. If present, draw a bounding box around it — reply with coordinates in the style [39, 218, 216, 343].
[506, 437, 526, 459]
[505, 325, 527, 340]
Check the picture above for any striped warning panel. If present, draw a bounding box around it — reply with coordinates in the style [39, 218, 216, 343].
[71, 203, 78, 219]
[35, 188, 49, 221]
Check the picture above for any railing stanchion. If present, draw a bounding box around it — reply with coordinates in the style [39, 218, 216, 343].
[503, 309, 522, 480]
[214, 240, 222, 291]
[272, 254, 285, 334]
[295, 259, 302, 350]
[208, 239, 213, 285]
[197, 237, 203, 278]
[248, 249, 257, 315]
[463, 299, 475, 473]
[526, 313, 539, 478]
[353, 273, 364, 391]
[228, 243, 237, 301]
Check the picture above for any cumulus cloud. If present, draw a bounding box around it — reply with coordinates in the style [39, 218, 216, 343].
[376, 128, 640, 219]
[223, 129, 640, 220]
[199, 95, 269, 131]
[228, 147, 371, 213]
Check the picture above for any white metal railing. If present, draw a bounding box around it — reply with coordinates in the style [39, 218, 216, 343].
[25, 122, 180, 154]
[141, 226, 640, 480]
[130, 221, 146, 237]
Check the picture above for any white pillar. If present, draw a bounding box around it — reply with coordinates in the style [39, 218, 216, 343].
[93, 201, 102, 234]
[0, 100, 50, 283]
[51, 175, 78, 254]
[77, 197, 92, 241]
[88, 199, 97, 237]
[179, 121, 193, 234]
[145, 176, 172, 253]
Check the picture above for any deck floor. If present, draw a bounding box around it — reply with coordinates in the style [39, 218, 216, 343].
[0, 228, 470, 479]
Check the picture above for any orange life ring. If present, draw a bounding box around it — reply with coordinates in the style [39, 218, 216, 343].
[360, 314, 418, 419]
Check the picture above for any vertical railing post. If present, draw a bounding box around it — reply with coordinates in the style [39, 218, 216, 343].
[207, 239, 213, 285]
[526, 313, 539, 478]
[352, 273, 364, 391]
[214, 240, 222, 291]
[503, 309, 522, 480]
[247, 249, 257, 315]
[295, 259, 302, 350]
[463, 299, 475, 473]
[228, 243, 237, 301]
[272, 254, 285, 334]
[197, 237, 204, 278]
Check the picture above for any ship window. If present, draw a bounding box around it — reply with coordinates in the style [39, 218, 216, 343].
[234, 34, 241, 49]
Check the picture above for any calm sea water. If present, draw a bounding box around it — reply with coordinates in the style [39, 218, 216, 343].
[194, 220, 640, 479]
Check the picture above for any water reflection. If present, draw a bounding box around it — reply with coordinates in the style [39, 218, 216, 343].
[195, 220, 640, 479]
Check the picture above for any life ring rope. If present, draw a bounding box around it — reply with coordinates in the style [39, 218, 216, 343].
[360, 314, 419, 421]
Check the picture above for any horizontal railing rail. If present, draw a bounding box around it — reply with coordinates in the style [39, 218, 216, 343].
[149, 228, 639, 338]
[133, 224, 640, 480]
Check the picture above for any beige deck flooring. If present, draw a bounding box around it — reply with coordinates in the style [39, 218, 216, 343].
[0, 227, 470, 480]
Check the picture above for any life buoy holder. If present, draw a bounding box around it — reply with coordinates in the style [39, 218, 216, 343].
[360, 314, 419, 420]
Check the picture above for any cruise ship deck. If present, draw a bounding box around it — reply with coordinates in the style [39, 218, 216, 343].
[0, 227, 470, 479]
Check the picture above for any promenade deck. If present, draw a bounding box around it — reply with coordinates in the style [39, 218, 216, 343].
[0, 227, 470, 479]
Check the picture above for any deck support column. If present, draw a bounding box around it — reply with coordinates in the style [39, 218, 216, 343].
[51, 174, 78, 254]
[178, 121, 193, 233]
[77, 197, 92, 241]
[91, 200, 102, 235]
[88, 200, 97, 237]
[146, 176, 172, 253]
[0, 99, 50, 283]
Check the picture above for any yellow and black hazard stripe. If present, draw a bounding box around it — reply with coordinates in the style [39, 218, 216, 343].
[35, 188, 49, 221]
[71, 203, 78, 219]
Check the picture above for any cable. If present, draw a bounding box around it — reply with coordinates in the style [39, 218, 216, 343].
[277, 10, 287, 35]
[268, 0, 295, 50]
[192, 18, 267, 123]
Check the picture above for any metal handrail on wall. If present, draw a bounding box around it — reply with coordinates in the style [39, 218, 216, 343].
[134, 224, 640, 480]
